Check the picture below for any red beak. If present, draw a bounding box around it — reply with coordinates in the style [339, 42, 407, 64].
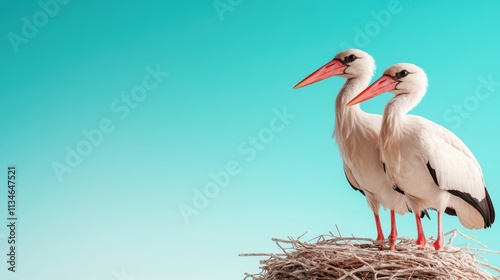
[293, 59, 347, 89]
[346, 75, 399, 106]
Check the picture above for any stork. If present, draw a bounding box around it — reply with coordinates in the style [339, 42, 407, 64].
[294, 49, 409, 250]
[347, 63, 495, 250]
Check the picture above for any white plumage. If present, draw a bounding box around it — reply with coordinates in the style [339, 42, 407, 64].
[294, 49, 409, 250]
[347, 63, 495, 250]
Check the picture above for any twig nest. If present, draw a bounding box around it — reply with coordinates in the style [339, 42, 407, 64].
[242, 230, 499, 280]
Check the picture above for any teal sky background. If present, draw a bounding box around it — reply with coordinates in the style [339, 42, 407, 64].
[1, 1, 500, 279]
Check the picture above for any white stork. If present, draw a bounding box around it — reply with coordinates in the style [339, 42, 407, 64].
[294, 49, 410, 250]
[347, 63, 495, 250]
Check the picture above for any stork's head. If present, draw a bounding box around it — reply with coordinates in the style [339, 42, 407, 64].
[346, 63, 428, 106]
[293, 49, 375, 89]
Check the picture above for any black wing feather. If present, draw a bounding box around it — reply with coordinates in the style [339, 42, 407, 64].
[426, 162, 439, 186]
[344, 169, 365, 196]
[448, 189, 495, 228]
[427, 162, 495, 228]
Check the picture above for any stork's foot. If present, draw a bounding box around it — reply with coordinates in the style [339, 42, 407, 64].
[388, 234, 397, 251]
[416, 235, 426, 250]
[374, 234, 386, 251]
[376, 234, 385, 242]
[433, 238, 444, 250]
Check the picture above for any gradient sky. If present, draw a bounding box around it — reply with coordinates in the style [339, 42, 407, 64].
[1, 1, 500, 279]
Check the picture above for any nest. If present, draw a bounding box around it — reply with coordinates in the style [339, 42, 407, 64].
[241, 229, 500, 280]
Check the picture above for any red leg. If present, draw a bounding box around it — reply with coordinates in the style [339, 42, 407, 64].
[388, 209, 397, 251]
[374, 213, 384, 241]
[433, 211, 444, 250]
[415, 213, 426, 249]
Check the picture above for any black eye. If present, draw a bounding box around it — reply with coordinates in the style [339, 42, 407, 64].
[345, 54, 357, 63]
[396, 70, 409, 79]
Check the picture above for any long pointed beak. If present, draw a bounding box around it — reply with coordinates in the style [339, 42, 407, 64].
[293, 59, 346, 89]
[346, 75, 398, 106]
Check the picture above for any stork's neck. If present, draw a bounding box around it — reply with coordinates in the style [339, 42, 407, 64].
[335, 75, 371, 120]
[381, 91, 424, 142]
[333, 74, 372, 143]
